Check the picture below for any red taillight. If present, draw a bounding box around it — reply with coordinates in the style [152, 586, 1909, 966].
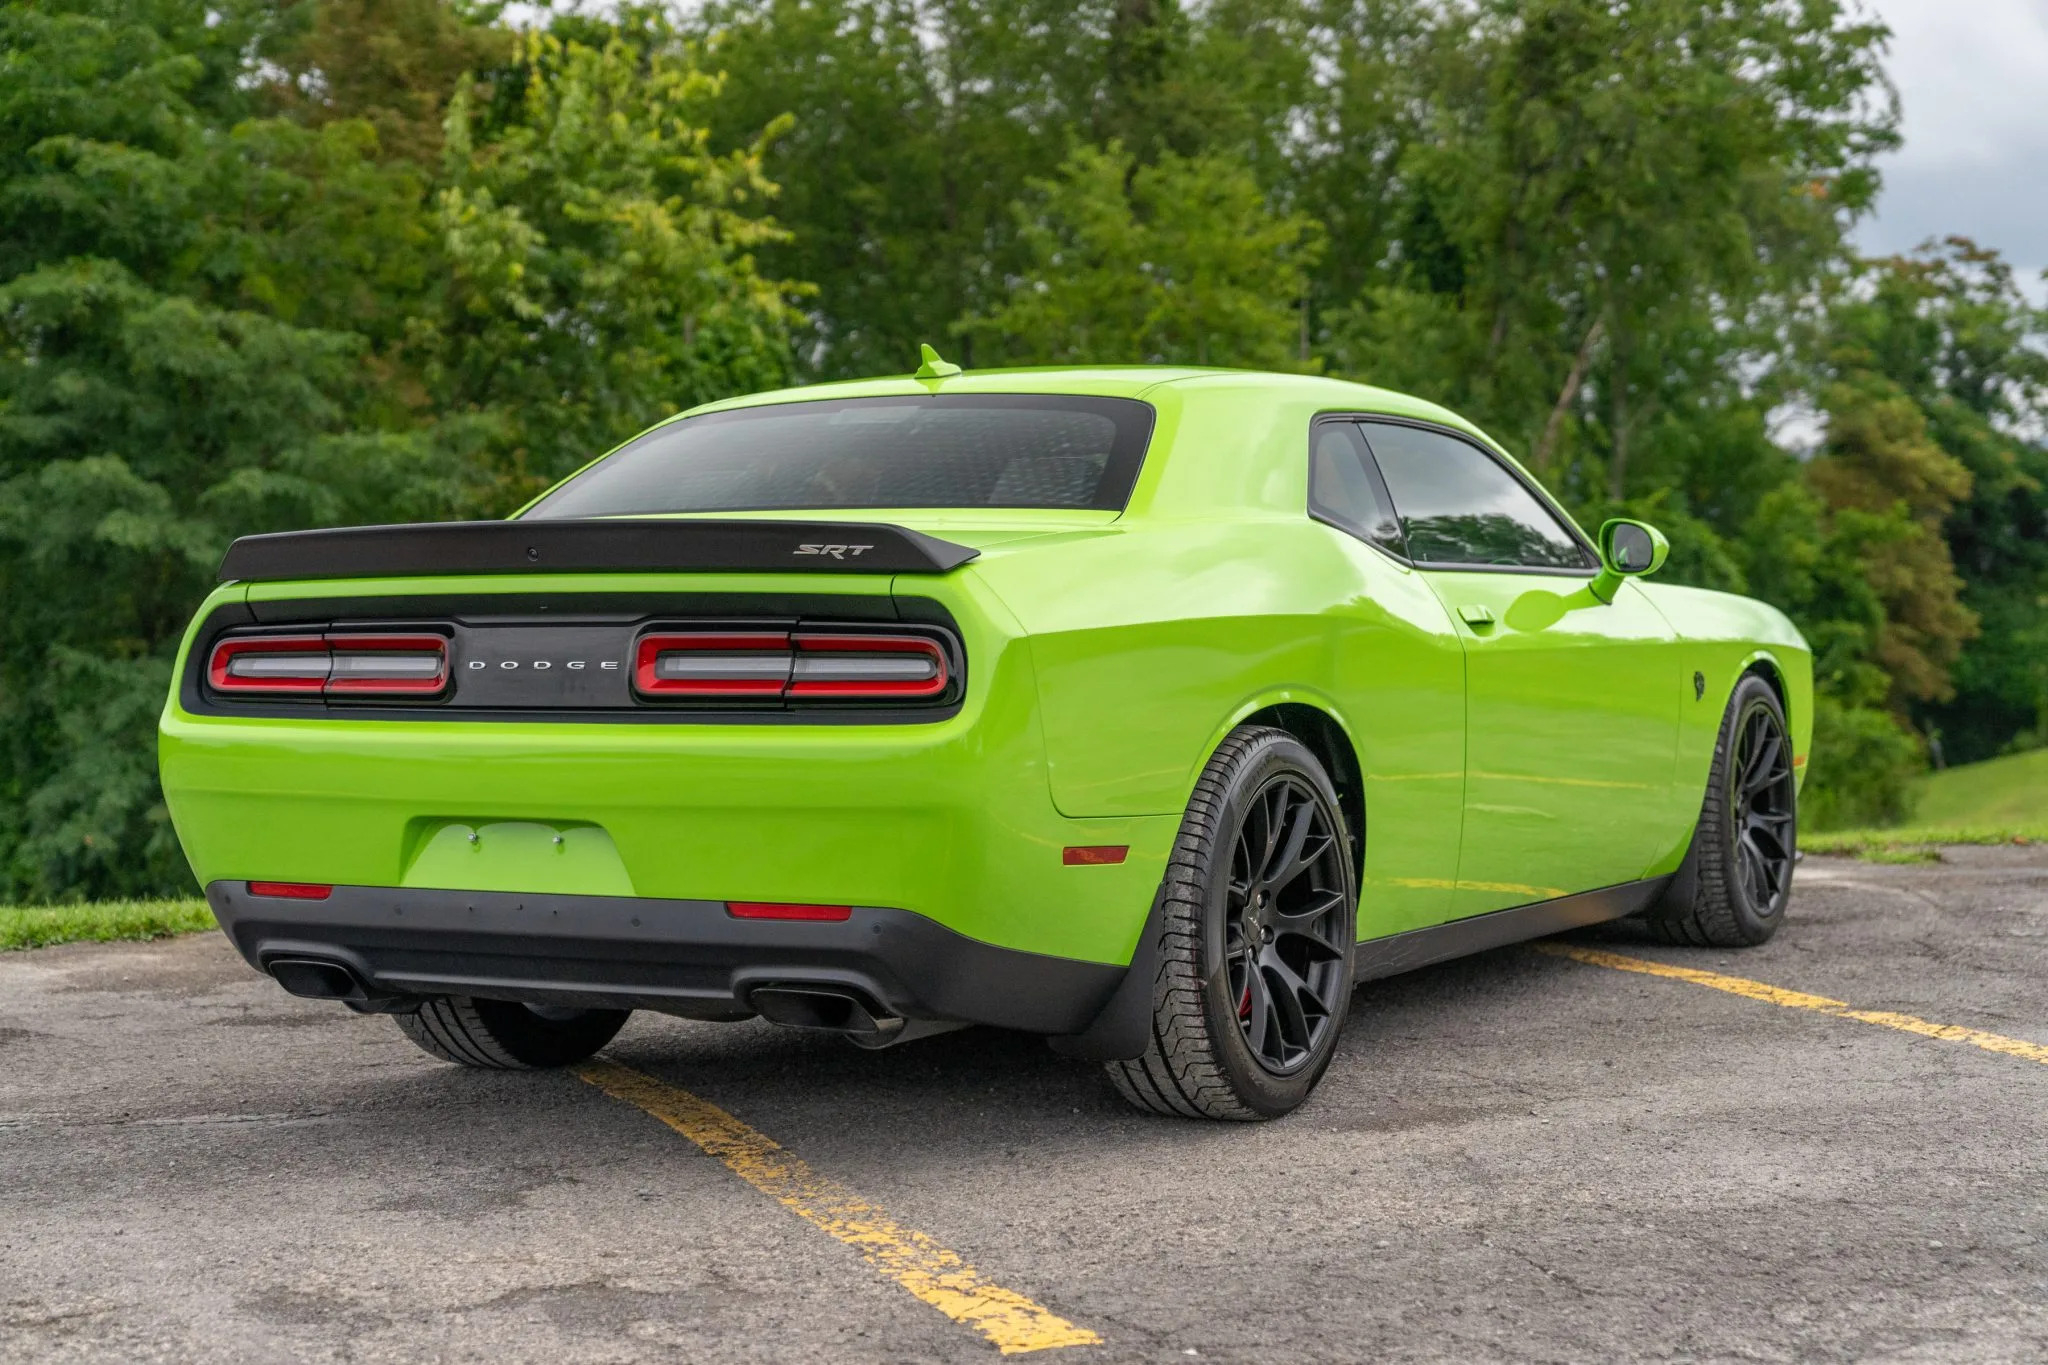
[208, 633, 448, 698]
[635, 632, 792, 696]
[788, 633, 948, 699]
[634, 631, 949, 703]
[726, 901, 853, 922]
[324, 634, 450, 695]
[247, 881, 334, 900]
[1062, 845, 1130, 866]
[209, 635, 330, 693]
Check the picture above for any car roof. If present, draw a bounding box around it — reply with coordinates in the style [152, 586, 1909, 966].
[679, 365, 1491, 444]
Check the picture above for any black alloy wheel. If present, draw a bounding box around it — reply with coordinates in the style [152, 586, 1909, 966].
[1642, 672, 1799, 947]
[1729, 696, 1797, 910]
[1109, 725, 1358, 1120]
[1223, 774, 1351, 1076]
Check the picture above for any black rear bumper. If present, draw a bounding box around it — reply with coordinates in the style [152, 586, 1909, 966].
[206, 881, 1125, 1035]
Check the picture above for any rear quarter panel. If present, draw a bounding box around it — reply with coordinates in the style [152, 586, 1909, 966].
[965, 380, 1471, 934]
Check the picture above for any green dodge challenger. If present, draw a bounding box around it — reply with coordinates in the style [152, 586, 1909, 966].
[159, 357, 1809, 1120]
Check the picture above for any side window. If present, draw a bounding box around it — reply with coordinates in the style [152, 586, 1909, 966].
[1308, 421, 1406, 556]
[1359, 422, 1591, 571]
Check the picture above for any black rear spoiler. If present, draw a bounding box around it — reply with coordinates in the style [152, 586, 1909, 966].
[216, 518, 981, 583]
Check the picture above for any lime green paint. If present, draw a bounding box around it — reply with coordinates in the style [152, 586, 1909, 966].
[402, 820, 635, 896]
[1418, 573, 1681, 914]
[913, 342, 963, 380]
[160, 365, 1813, 968]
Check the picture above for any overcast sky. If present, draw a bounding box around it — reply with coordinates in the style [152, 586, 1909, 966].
[1857, 0, 2048, 301]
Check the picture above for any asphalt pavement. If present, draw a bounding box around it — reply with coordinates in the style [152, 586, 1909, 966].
[3, 847, 2044, 1363]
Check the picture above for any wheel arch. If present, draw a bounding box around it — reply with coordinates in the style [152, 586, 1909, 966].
[1218, 695, 1366, 887]
[1731, 648, 1808, 793]
[1739, 649, 1788, 713]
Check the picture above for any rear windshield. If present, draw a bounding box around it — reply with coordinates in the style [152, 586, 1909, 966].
[523, 394, 1156, 518]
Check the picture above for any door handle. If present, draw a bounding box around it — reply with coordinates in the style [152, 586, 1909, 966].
[1456, 603, 1497, 629]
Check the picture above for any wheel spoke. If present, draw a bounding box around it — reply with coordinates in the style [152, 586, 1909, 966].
[1273, 886, 1347, 928]
[1244, 968, 1275, 1058]
[1245, 785, 1277, 879]
[1265, 947, 1335, 1025]
[1744, 734, 1784, 794]
[1743, 829, 1784, 898]
[1264, 962, 1312, 1056]
[1258, 785, 1312, 887]
[1737, 832, 1772, 902]
[1735, 836, 1759, 898]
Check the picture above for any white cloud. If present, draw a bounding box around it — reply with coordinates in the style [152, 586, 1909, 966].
[1857, 0, 2048, 299]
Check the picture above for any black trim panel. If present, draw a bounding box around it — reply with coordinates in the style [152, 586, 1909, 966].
[1353, 877, 1669, 981]
[177, 594, 967, 725]
[218, 519, 980, 584]
[207, 882, 1122, 1034]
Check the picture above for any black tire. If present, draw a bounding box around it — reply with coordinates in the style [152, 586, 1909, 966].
[1108, 726, 1357, 1121]
[393, 997, 630, 1069]
[1642, 673, 1797, 947]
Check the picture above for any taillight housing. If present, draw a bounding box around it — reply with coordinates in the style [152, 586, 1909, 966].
[208, 632, 450, 699]
[634, 630, 951, 704]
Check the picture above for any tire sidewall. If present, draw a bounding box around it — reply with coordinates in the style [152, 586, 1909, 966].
[1194, 734, 1357, 1118]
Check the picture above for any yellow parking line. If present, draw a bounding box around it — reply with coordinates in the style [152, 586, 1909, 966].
[577, 1059, 1101, 1355]
[1536, 943, 2048, 1067]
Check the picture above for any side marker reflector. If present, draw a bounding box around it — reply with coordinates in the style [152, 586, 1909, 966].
[1062, 845, 1129, 866]
[726, 901, 853, 922]
[247, 881, 334, 900]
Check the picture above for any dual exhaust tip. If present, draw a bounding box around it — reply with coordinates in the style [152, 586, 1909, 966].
[264, 960, 959, 1049]
[268, 957, 368, 1002]
[747, 984, 967, 1049]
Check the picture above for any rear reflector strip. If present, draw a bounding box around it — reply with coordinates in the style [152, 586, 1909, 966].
[636, 632, 793, 696]
[636, 631, 948, 702]
[1062, 846, 1129, 866]
[210, 634, 449, 698]
[247, 881, 335, 900]
[726, 901, 854, 922]
[786, 634, 947, 698]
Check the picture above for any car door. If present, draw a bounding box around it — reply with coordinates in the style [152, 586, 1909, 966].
[1305, 420, 1467, 936]
[1355, 419, 1681, 920]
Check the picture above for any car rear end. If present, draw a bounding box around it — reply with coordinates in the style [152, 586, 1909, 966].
[157, 383, 1179, 1043]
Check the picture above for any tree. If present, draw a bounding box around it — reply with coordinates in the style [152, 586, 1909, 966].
[688, 0, 1311, 379]
[421, 21, 807, 498]
[1314, 0, 1895, 501]
[258, 0, 512, 165]
[1834, 242, 2048, 763]
[962, 142, 1320, 367]
[0, 1, 809, 899]
[0, 3, 414, 897]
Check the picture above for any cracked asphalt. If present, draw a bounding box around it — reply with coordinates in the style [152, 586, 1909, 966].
[3, 846, 2044, 1363]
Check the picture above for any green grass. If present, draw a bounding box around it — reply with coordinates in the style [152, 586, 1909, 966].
[0, 898, 215, 951]
[1803, 746, 2048, 862]
[1802, 825, 2046, 859]
[1913, 746, 2048, 828]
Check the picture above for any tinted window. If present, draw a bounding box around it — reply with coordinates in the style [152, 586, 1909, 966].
[1360, 422, 1590, 570]
[524, 395, 1155, 518]
[1308, 422, 1405, 555]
